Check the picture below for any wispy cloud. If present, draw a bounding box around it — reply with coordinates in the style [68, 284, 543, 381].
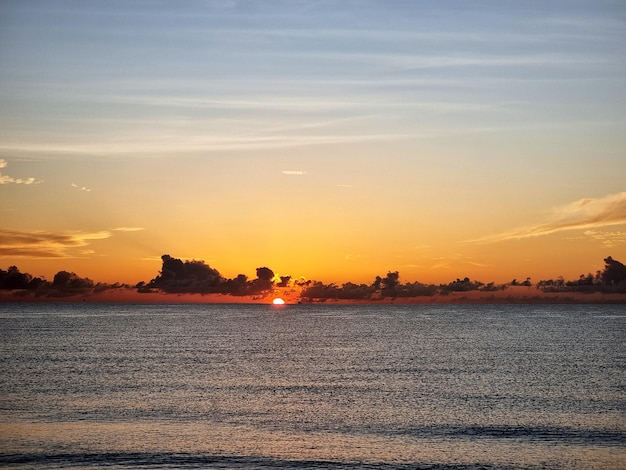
[71, 183, 92, 192]
[0, 229, 111, 258]
[582, 230, 626, 248]
[427, 256, 490, 271]
[105, 94, 357, 112]
[0, 132, 418, 156]
[387, 53, 608, 70]
[468, 192, 626, 243]
[103, 93, 509, 114]
[112, 227, 145, 232]
[137, 256, 164, 262]
[0, 159, 42, 185]
[282, 170, 307, 176]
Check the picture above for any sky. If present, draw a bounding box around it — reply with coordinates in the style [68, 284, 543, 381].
[1, 0, 625, 286]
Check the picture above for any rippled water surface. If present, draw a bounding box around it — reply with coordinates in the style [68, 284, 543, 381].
[0, 303, 624, 469]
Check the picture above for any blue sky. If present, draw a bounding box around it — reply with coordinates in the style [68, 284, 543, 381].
[2, 0, 624, 155]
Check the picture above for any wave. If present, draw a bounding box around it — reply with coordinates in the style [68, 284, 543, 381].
[0, 452, 537, 469]
[382, 425, 626, 446]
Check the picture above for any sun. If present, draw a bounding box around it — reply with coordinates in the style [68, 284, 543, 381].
[272, 297, 285, 305]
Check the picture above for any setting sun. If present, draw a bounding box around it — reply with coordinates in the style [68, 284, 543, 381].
[0, 2, 625, 469]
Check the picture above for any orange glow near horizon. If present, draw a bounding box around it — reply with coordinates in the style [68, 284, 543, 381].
[0, 3, 624, 291]
[0, 230, 621, 289]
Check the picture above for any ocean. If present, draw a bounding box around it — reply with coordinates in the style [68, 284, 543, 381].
[0, 303, 624, 469]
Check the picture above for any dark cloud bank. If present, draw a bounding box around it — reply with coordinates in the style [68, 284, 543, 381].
[1, 255, 626, 302]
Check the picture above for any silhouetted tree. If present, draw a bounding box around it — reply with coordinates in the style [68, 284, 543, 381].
[566, 273, 595, 287]
[397, 281, 437, 297]
[442, 277, 483, 292]
[301, 281, 341, 300]
[338, 282, 373, 299]
[247, 266, 275, 294]
[158, 255, 186, 282]
[0, 266, 31, 289]
[0, 266, 45, 290]
[299, 272, 437, 300]
[149, 254, 223, 292]
[52, 271, 94, 289]
[479, 282, 502, 292]
[256, 267, 274, 281]
[222, 274, 249, 296]
[601, 256, 626, 286]
[381, 271, 400, 297]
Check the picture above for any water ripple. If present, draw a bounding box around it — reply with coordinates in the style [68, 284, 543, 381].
[0, 452, 537, 469]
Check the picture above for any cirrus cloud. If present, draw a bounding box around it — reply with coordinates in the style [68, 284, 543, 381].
[0, 229, 111, 258]
[112, 227, 145, 232]
[581, 230, 626, 248]
[468, 191, 626, 243]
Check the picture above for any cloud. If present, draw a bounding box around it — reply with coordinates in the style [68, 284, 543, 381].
[282, 170, 307, 175]
[468, 192, 626, 243]
[583, 230, 626, 248]
[138, 256, 164, 262]
[112, 227, 145, 232]
[1, 131, 418, 156]
[71, 183, 92, 192]
[0, 159, 42, 185]
[428, 259, 489, 271]
[0, 175, 41, 185]
[0, 229, 111, 258]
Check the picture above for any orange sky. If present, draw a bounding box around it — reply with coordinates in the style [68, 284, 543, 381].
[1, 2, 625, 286]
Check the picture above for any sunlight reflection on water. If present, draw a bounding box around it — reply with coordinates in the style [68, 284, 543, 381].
[1, 303, 624, 469]
[2, 421, 623, 469]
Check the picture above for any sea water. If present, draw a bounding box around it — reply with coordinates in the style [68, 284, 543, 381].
[0, 303, 624, 469]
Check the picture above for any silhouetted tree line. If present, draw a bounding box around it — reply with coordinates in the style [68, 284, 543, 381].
[536, 257, 626, 293]
[0, 265, 119, 297]
[0, 266, 46, 290]
[300, 272, 510, 301]
[1, 255, 625, 298]
[300, 271, 438, 301]
[142, 254, 276, 296]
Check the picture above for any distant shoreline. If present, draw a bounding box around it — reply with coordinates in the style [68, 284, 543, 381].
[1, 286, 625, 304]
